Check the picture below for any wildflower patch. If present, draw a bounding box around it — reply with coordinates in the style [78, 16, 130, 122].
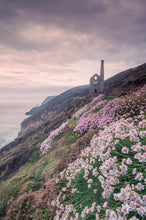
[51, 116, 146, 219]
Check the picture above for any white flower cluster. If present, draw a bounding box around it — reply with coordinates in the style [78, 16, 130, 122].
[51, 115, 146, 219]
[72, 104, 89, 119]
[91, 94, 105, 104]
[114, 184, 145, 216]
[40, 120, 69, 154]
[72, 94, 105, 119]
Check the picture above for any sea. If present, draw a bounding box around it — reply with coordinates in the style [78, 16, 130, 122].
[0, 101, 37, 149]
[0, 87, 67, 150]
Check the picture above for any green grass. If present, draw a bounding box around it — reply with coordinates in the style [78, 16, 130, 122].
[0, 200, 7, 217]
[104, 95, 117, 100]
[40, 206, 51, 220]
[51, 124, 81, 148]
[72, 161, 104, 219]
[29, 145, 41, 163]
[0, 121, 84, 218]
[91, 102, 107, 113]
[53, 132, 146, 219]
[63, 130, 81, 146]
[0, 144, 50, 216]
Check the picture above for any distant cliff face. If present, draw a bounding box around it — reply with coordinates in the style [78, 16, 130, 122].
[18, 86, 89, 137]
[25, 96, 56, 116]
[19, 63, 146, 138]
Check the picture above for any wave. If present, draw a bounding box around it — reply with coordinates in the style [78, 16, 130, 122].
[0, 130, 19, 149]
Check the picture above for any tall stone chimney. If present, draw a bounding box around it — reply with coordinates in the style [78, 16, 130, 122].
[99, 60, 104, 92]
[100, 60, 104, 75]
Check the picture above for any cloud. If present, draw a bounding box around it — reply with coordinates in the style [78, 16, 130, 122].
[1, 0, 145, 50]
[0, 0, 145, 91]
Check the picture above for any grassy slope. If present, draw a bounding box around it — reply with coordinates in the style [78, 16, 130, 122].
[0, 96, 91, 179]
[0, 98, 94, 219]
[0, 63, 145, 219]
[0, 85, 145, 220]
[51, 88, 145, 220]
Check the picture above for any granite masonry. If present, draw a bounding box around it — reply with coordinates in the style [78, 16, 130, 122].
[89, 60, 104, 96]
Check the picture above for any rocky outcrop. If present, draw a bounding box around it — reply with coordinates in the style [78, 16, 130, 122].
[41, 96, 56, 106]
[25, 96, 56, 116]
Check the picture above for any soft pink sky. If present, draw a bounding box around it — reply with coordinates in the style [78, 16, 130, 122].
[0, 0, 146, 104]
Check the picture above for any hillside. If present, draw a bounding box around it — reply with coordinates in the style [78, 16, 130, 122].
[0, 63, 146, 220]
[18, 63, 146, 137]
[19, 85, 89, 137]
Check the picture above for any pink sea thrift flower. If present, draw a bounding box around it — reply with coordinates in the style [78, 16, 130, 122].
[132, 168, 137, 175]
[134, 153, 145, 162]
[137, 207, 145, 216]
[139, 130, 146, 138]
[135, 183, 144, 191]
[138, 120, 146, 128]
[126, 158, 132, 165]
[109, 211, 117, 219]
[97, 205, 101, 212]
[135, 172, 143, 181]
[52, 105, 146, 219]
[121, 204, 130, 214]
[131, 144, 141, 152]
[87, 179, 93, 184]
[94, 189, 98, 194]
[122, 147, 129, 154]
[130, 217, 139, 220]
[103, 201, 108, 208]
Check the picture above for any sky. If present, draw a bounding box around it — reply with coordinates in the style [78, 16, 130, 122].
[0, 0, 146, 105]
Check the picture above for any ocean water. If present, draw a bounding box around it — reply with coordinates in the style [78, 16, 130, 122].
[0, 102, 35, 149]
[0, 88, 66, 150]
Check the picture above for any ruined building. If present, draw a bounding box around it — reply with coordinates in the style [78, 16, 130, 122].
[89, 60, 104, 96]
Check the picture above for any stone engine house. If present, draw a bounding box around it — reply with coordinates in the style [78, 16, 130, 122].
[89, 60, 104, 96]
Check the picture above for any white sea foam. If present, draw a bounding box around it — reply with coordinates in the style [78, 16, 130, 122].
[0, 102, 32, 149]
[0, 130, 19, 149]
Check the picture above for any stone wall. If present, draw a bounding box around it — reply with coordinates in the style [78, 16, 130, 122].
[89, 60, 104, 96]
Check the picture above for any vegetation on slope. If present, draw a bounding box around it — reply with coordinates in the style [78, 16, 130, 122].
[0, 82, 145, 219]
[52, 117, 145, 219]
[19, 63, 146, 137]
[41, 85, 146, 220]
[0, 106, 94, 219]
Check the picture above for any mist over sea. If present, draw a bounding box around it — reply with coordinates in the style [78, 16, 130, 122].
[0, 101, 36, 149]
[0, 87, 69, 150]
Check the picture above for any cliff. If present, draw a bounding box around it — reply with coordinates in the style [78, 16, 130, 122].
[25, 96, 56, 115]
